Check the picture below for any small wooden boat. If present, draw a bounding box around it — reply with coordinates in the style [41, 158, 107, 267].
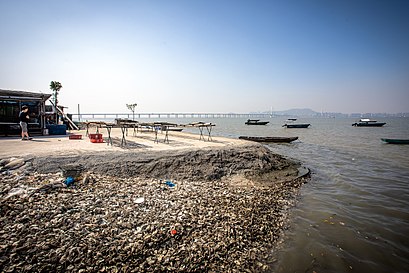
[381, 138, 409, 144]
[239, 136, 298, 143]
[352, 119, 386, 127]
[245, 119, 269, 125]
[166, 128, 183, 132]
[287, 118, 297, 121]
[282, 123, 310, 128]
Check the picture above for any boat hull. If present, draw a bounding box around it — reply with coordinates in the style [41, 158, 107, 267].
[239, 136, 298, 143]
[282, 124, 310, 128]
[381, 138, 409, 144]
[245, 121, 269, 125]
[352, 123, 386, 127]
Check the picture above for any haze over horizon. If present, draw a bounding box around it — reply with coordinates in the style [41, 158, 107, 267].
[1, 0, 408, 114]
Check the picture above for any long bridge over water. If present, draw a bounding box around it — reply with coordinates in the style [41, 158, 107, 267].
[71, 112, 273, 121]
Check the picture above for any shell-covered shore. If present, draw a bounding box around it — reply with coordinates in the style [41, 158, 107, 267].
[1, 145, 308, 272]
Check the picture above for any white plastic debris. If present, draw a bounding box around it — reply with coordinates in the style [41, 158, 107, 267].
[134, 197, 145, 204]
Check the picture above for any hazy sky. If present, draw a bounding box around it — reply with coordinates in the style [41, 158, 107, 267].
[1, 0, 408, 114]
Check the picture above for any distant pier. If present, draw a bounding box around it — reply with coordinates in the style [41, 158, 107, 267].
[71, 113, 272, 121]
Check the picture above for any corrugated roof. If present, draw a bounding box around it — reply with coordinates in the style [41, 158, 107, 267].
[0, 89, 52, 100]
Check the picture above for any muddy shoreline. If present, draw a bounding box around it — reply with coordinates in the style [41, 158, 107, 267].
[1, 144, 309, 272]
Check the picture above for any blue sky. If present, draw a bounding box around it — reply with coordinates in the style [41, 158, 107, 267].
[1, 0, 408, 114]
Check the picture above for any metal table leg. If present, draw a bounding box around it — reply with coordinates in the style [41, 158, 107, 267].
[154, 127, 159, 143]
[120, 126, 127, 146]
[164, 126, 169, 143]
[199, 126, 205, 141]
[106, 127, 113, 146]
[206, 125, 213, 141]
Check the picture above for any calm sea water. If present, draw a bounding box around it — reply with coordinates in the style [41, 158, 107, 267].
[264, 118, 409, 273]
[87, 116, 409, 272]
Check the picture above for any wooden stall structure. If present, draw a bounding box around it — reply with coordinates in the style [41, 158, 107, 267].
[0, 89, 51, 136]
[187, 122, 216, 141]
[84, 121, 185, 146]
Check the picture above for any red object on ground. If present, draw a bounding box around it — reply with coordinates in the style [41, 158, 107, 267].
[171, 229, 177, 235]
[89, 133, 103, 139]
[69, 134, 82, 140]
[90, 138, 104, 143]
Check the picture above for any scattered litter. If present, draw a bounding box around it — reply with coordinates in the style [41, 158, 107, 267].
[64, 176, 75, 186]
[60, 164, 84, 178]
[0, 145, 307, 272]
[69, 134, 82, 140]
[89, 133, 103, 143]
[134, 197, 145, 204]
[165, 180, 176, 187]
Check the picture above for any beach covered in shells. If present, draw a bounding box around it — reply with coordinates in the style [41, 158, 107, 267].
[1, 135, 308, 272]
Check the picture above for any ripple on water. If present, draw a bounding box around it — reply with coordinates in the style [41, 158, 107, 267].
[264, 119, 409, 273]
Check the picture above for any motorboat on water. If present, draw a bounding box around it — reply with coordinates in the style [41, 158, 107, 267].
[282, 117, 310, 128]
[239, 136, 298, 143]
[352, 119, 386, 127]
[381, 138, 409, 144]
[245, 119, 269, 125]
[282, 123, 310, 128]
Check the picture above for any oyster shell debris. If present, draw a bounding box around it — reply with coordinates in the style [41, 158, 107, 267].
[1, 145, 308, 272]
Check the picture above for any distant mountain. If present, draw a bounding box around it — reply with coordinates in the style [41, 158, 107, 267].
[253, 108, 409, 117]
[274, 108, 319, 116]
[257, 108, 319, 116]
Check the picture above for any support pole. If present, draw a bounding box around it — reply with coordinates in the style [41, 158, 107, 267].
[78, 104, 81, 122]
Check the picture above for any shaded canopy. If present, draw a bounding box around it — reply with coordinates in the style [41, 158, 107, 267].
[0, 89, 51, 101]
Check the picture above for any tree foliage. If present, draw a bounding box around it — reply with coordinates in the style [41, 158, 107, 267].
[126, 103, 137, 120]
[50, 81, 63, 122]
[50, 81, 63, 106]
[50, 81, 62, 92]
[126, 103, 137, 112]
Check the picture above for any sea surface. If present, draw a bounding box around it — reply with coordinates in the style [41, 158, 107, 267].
[84, 116, 409, 272]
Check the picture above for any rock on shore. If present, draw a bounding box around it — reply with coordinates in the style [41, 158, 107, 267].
[0, 144, 308, 272]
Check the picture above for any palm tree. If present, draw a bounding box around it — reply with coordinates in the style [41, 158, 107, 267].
[50, 81, 62, 123]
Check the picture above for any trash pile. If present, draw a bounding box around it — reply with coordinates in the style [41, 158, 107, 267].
[60, 164, 85, 186]
[0, 146, 309, 272]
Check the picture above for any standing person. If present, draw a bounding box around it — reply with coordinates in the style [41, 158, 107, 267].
[19, 105, 32, 140]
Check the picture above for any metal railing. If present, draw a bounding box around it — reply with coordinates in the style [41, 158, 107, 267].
[70, 113, 273, 121]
